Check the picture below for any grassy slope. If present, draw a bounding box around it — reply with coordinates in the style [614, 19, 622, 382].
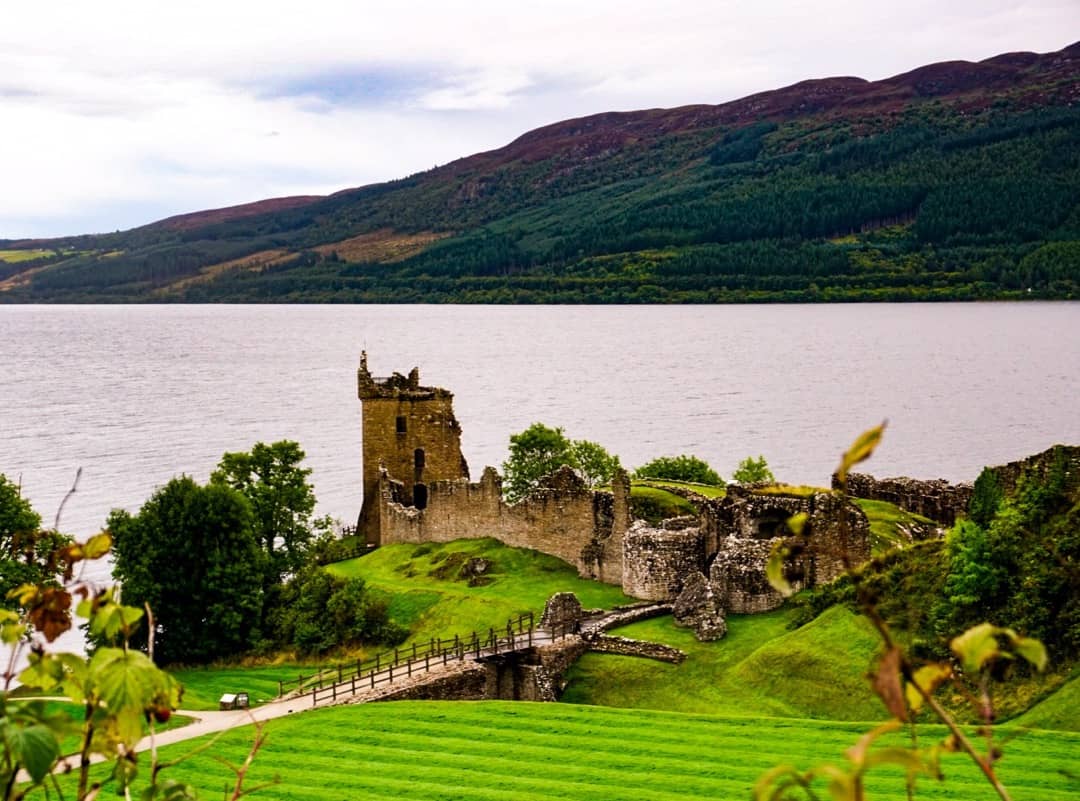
[326, 538, 635, 638]
[855, 497, 940, 553]
[56, 701, 1080, 801]
[563, 606, 885, 720]
[1015, 671, 1080, 732]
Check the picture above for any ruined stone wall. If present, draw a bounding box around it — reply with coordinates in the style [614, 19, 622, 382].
[621, 521, 706, 601]
[840, 446, 1079, 528]
[710, 539, 796, 614]
[986, 445, 1080, 497]
[840, 474, 972, 526]
[379, 465, 629, 582]
[704, 487, 870, 613]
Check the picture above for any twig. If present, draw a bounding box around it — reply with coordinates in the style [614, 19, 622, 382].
[53, 469, 82, 533]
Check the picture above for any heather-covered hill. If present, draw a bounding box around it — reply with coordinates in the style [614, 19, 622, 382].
[2, 41, 1078, 302]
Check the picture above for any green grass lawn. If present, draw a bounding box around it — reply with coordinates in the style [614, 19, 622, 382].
[0, 249, 52, 262]
[563, 605, 885, 720]
[171, 663, 326, 710]
[50, 701, 1080, 801]
[631, 479, 727, 498]
[628, 485, 698, 523]
[855, 498, 940, 553]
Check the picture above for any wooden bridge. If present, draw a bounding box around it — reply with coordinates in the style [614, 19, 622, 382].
[277, 612, 580, 708]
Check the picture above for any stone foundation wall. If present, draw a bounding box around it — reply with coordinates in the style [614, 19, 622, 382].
[584, 634, 686, 663]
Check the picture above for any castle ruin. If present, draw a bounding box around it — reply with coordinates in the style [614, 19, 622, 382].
[358, 355, 873, 619]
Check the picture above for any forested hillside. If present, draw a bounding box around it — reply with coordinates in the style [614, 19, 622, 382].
[2, 42, 1078, 303]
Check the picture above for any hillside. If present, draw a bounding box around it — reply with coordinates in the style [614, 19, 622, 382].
[1, 41, 1079, 302]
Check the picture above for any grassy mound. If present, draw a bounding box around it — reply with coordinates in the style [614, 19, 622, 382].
[60, 701, 1080, 800]
[629, 485, 697, 523]
[563, 606, 883, 720]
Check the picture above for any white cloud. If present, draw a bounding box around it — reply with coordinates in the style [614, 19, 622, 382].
[1, 1, 1076, 237]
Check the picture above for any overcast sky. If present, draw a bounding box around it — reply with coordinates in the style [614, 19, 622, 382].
[2, 1, 1076, 239]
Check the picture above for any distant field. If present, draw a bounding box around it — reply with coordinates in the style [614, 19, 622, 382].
[57, 701, 1080, 801]
[0, 249, 53, 262]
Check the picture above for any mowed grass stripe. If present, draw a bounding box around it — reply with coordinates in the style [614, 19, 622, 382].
[61, 702, 1079, 800]
[257, 745, 728, 801]
[314, 715, 860, 773]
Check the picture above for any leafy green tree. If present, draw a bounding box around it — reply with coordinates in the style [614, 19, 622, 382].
[210, 440, 320, 583]
[732, 455, 775, 485]
[634, 454, 722, 486]
[569, 439, 623, 490]
[503, 424, 575, 502]
[0, 473, 69, 611]
[501, 424, 621, 502]
[109, 477, 265, 665]
[274, 567, 406, 655]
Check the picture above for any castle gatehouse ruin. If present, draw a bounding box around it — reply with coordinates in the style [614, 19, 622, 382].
[357, 355, 875, 619]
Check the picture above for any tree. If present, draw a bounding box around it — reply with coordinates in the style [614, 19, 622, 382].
[273, 567, 406, 655]
[210, 440, 320, 583]
[501, 423, 621, 502]
[569, 439, 623, 490]
[0, 473, 69, 611]
[732, 455, 775, 485]
[634, 454, 722, 485]
[109, 477, 265, 665]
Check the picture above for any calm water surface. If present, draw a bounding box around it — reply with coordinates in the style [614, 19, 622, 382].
[3, 303, 1078, 543]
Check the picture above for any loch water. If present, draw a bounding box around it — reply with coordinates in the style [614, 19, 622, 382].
[2, 302, 1078, 545]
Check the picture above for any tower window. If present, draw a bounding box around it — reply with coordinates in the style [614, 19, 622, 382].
[396, 416, 407, 434]
[414, 448, 426, 471]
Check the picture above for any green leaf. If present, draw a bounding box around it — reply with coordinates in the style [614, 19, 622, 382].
[82, 532, 113, 559]
[90, 648, 156, 706]
[836, 422, 887, 486]
[905, 663, 952, 712]
[765, 541, 793, 596]
[950, 622, 1001, 674]
[864, 747, 932, 774]
[786, 512, 809, 537]
[17, 652, 65, 692]
[1006, 632, 1048, 672]
[3, 722, 60, 783]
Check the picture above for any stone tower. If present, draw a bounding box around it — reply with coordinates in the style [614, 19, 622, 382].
[357, 352, 469, 544]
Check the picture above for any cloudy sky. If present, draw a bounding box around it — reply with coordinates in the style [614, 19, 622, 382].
[2, 1, 1076, 239]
